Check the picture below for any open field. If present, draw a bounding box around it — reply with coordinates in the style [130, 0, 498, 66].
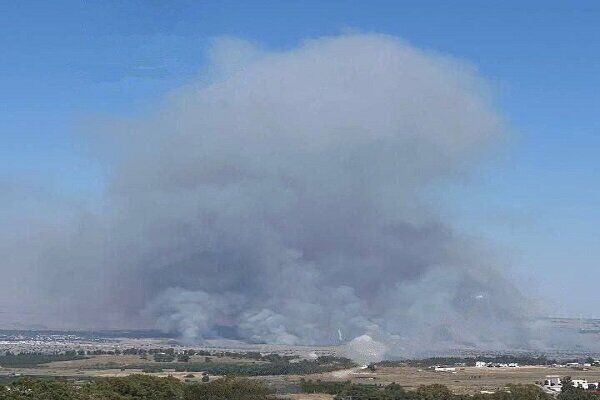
[0, 355, 222, 384]
[286, 394, 334, 400]
[290, 365, 600, 395]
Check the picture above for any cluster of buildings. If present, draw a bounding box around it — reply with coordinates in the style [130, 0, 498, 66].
[431, 361, 520, 372]
[475, 361, 519, 368]
[543, 377, 600, 393]
[0, 331, 166, 355]
[559, 362, 595, 368]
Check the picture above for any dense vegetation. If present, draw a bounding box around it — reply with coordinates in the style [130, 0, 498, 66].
[0, 375, 274, 400]
[301, 379, 580, 400]
[76, 347, 309, 364]
[84, 353, 355, 377]
[118, 357, 354, 376]
[0, 352, 87, 368]
[558, 378, 600, 400]
[4, 375, 600, 400]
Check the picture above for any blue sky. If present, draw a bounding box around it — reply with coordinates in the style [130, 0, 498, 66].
[1, 1, 599, 317]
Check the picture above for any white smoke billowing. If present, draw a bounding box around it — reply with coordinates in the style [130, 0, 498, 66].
[343, 335, 387, 366]
[1, 34, 548, 356]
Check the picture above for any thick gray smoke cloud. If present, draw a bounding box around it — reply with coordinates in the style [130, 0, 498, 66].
[1, 34, 542, 355]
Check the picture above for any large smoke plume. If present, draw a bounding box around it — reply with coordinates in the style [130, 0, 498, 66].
[2, 34, 542, 356]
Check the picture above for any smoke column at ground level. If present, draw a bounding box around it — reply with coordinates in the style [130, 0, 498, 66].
[343, 335, 388, 366]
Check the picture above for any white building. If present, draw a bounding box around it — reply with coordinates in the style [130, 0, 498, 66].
[434, 366, 456, 372]
[543, 376, 562, 393]
[544, 377, 598, 392]
[475, 361, 487, 368]
[572, 379, 589, 390]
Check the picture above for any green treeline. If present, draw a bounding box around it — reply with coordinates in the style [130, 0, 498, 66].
[118, 357, 354, 376]
[4, 375, 599, 400]
[0, 375, 273, 400]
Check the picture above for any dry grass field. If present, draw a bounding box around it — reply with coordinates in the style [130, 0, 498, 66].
[294, 365, 600, 395]
[0, 354, 262, 383]
[43, 354, 150, 369]
[285, 394, 334, 400]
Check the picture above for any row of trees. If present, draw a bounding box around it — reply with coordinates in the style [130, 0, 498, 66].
[0, 375, 273, 400]
[120, 357, 354, 376]
[74, 347, 300, 361]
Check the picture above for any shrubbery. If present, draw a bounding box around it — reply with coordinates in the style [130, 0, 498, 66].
[120, 356, 354, 376]
[2, 375, 587, 400]
[0, 375, 274, 400]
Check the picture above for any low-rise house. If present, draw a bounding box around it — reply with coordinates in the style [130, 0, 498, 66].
[572, 379, 589, 389]
[433, 366, 456, 372]
[543, 376, 562, 393]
